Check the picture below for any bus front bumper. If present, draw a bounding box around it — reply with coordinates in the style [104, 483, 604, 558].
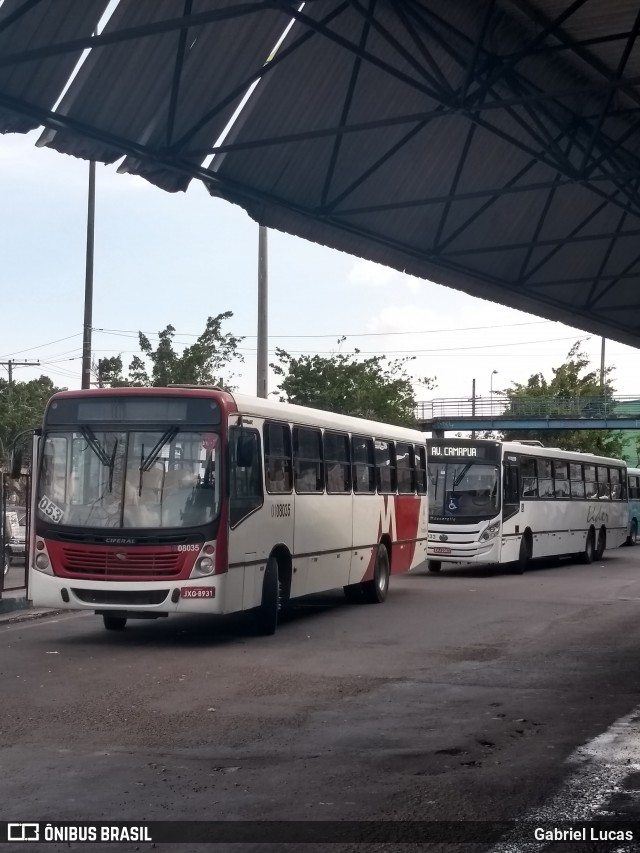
[427, 539, 500, 564]
[29, 569, 231, 616]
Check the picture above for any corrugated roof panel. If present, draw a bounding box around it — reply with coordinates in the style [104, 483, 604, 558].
[2, 0, 640, 346]
[0, 0, 109, 133]
[38, 0, 289, 179]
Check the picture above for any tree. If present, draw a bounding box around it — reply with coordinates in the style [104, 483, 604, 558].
[95, 312, 244, 389]
[500, 342, 625, 457]
[271, 341, 436, 427]
[0, 375, 61, 464]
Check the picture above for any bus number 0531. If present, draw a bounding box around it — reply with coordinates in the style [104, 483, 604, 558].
[271, 503, 291, 518]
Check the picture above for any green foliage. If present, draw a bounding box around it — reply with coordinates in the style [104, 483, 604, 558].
[500, 342, 625, 458]
[271, 340, 436, 427]
[0, 375, 61, 463]
[95, 312, 244, 389]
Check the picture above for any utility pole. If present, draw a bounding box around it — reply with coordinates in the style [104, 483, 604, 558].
[81, 160, 96, 390]
[600, 336, 606, 390]
[256, 224, 268, 399]
[1, 360, 40, 385]
[471, 377, 476, 440]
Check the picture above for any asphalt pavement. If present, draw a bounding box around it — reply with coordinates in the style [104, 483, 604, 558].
[3, 550, 640, 852]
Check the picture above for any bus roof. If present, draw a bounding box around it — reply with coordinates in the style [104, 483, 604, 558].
[46, 387, 426, 443]
[428, 435, 626, 468]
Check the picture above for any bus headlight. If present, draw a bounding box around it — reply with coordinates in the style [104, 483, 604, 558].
[35, 553, 51, 572]
[192, 556, 214, 577]
[479, 524, 500, 541]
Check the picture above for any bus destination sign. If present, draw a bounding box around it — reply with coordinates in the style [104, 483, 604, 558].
[428, 443, 501, 462]
[430, 446, 477, 457]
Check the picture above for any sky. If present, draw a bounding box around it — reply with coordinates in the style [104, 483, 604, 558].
[1, 127, 639, 409]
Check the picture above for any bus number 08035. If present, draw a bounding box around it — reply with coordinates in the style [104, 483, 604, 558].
[271, 503, 291, 518]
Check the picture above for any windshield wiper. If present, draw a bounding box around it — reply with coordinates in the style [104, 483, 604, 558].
[80, 426, 111, 468]
[452, 463, 472, 490]
[138, 427, 178, 496]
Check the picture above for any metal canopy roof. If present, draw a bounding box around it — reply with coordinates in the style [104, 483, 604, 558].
[2, 1, 640, 346]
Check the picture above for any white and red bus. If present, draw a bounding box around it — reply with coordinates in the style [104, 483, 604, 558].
[427, 438, 628, 573]
[28, 387, 429, 633]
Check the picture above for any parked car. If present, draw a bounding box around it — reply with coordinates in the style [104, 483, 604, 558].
[3, 506, 26, 575]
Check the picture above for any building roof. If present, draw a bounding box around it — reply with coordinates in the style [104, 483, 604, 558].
[2, 1, 640, 345]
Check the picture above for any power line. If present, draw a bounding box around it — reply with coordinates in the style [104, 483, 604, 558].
[0, 333, 83, 360]
[93, 319, 555, 340]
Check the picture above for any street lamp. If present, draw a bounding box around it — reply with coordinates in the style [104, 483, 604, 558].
[490, 370, 498, 413]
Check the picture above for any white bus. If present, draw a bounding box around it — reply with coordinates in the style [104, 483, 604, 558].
[626, 467, 640, 545]
[28, 387, 429, 633]
[426, 438, 628, 573]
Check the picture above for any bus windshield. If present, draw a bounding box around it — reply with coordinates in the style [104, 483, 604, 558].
[37, 428, 221, 529]
[428, 461, 499, 519]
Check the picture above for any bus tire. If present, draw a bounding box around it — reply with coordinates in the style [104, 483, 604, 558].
[627, 520, 638, 546]
[361, 545, 390, 604]
[103, 615, 127, 631]
[512, 535, 531, 575]
[343, 583, 363, 603]
[579, 530, 595, 565]
[594, 527, 606, 561]
[254, 557, 280, 635]
[427, 560, 442, 573]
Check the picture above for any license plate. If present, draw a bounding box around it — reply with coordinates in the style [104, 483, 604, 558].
[432, 547, 451, 555]
[180, 587, 215, 598]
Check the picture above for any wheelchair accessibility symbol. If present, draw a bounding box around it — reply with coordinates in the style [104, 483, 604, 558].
[447, 495, 459, 512]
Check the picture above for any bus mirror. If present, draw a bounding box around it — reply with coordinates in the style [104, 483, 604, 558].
[236, 434, 255, 468]
[10, 447, 22, 480]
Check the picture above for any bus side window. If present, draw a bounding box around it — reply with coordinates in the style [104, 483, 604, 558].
[520, 457, 537, 498]
[324, 431, 351, 493]
[229, 428, 263, 528]
[264, 421, 292, 494]
[396, 443, 415, 494]
[415, 446, 427, 495]
[352, 436, 375, 493]
[610, 467, 623, 500]
[375, 440, 396, 494]
[294, 427, 323, 493]
[503, 462, 519, 506]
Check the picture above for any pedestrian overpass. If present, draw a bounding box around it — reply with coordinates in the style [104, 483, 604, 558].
[417, 395, 640, 436]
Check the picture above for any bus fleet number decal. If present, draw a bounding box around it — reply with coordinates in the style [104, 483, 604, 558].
[39, 496, 64, 524]
[271, 503, 291, 518]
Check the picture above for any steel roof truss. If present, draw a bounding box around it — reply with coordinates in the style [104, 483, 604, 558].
[586, 207, 630, 309]
[0, 3, 271, 69]
[347, 0, 452, 100]
[580, 8, 640, 175]
[171, 1, 351, 153]
[165, 0, 192, 148]
[320, 0, 372, 208]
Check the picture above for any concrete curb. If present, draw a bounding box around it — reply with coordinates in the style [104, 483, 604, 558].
[0, 596, 64, 625]
[0, 595, 30, 615]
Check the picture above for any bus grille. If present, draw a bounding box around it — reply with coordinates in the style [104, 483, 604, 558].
[60, 546, 182, 578]
[72, 589, 169, 606]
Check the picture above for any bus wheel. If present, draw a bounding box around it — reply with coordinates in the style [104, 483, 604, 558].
[362, 546, 390, 604]
[427, 560, 442, 573]
[512, 536, 530, 575]
[579, 530, 595, 565]
[103, 615, 127, 631]
[343, 583, 363, 603]
[594, 527, 606, 561]
[628, 520, 638, 546]
[254, 557, 280, 635]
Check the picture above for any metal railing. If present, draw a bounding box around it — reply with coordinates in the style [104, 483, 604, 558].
[416, 395, 640, 421]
